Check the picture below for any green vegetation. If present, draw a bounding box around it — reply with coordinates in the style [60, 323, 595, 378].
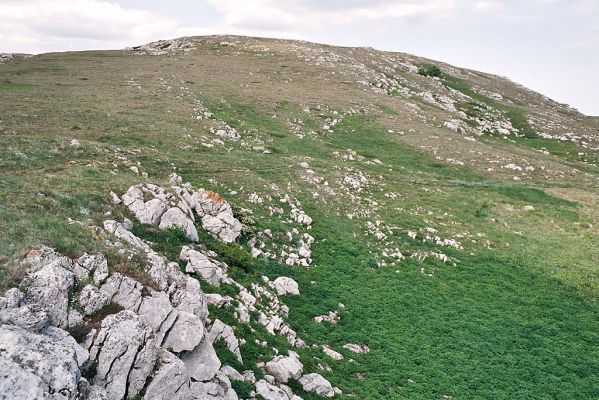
[418, 64, 443, 78]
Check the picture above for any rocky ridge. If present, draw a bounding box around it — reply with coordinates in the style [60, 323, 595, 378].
[0, 175, 350, 400]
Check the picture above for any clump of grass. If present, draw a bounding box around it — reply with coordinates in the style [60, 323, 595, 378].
[418, 64, 443, 78]
[197, 226, 255, 274]
[130, 224, 190, 261]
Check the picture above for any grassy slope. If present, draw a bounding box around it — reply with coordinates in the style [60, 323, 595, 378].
[1, 39, 599, 399]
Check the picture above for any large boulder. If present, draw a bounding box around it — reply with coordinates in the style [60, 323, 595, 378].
[136, 291, 177, 344]
[298, 373, 335, 397]
[90, 310, 158, 400]
[264, 352, 303, 384]
[169, 276, 208, 322]
[144, 349, 190, 400]
[0, 324, 82, 400]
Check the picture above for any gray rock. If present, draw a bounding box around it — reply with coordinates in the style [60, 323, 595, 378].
[24, 259, 75, 328]
[192, 190, 242, 243]
[0, 324, 82, 400]
[0, 303, 49, 332]
[79, 285, 110, 316]
[100, 273, 143, 311]
[272, 277, 300, 296]
[190, 370, 237, 400]
[207, 319, 242, 363]
[123, 186, 168, 226]
[144, 349, 190, 400]
[298, 373, 334, 397]
[90, 310, 158, 400]
[42, 326, 89, 366]
[264, 352, 303, 384]
[220, 365, 244, 382]
[169, 276, 208, 321]
[180, 247, 228, 286]
[159, 207, 199, 242]
[162, 310, 205, 353]
[180, 337, 221, 382]
[0, 288, 24, 309]
[255, 380, 290, 400]
[137, 291, 176, 344]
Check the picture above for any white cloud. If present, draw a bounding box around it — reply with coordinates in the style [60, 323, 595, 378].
[0, 0, 179, 53]
[473, 1, 504, 12]
[205, 0, 457, 30]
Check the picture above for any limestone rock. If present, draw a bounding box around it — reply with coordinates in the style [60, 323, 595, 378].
[0, 303, 49, 332]
[42, 326, 89, 366]
[180, 246, 228, 286]
[272, 277, 300, 296]
[264, 352, 303, 384]
[0, 288, 24, 309]
[180, 337, 221, 382]
[322, 345, 344, 361]
[159, 207, 199, 242]
[207, 319, 242, 363]
[144, 349, 190, 400]
[24, 259, 75, 328]
[192, 190, 242, 243]
[137, 291, 177, 344]
[255, 379, 290, 400]
[298, 373, 334, 397]
[343, 343, 370, 354]
[100, 273, 143, 311]
[169, 276, 208, 321]
[90, 310, 158, 400]
[162, 310, 204, 353]
[123, 186, 167, 225]
[0, 324, 82, 400]
[79, 285, 110, 316]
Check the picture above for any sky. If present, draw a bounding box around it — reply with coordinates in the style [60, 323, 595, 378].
[1, 0, 597, 115]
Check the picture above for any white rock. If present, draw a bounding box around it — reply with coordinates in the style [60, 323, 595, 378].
[272, 277, 300, 296]
[144, 349, 190, 400]
[159, 207, 199, 242]
[180, 247, 228, 286]
[322, 345, 344, 361]
[0, 324, 82, 400]
[0, 303, 49, 332]
[255, 379, 290, 400]
[24, 259, 75, 328]
[264, 352, 303, 384]
[162, 310, 204, 353]
[90, 310, 158, 400]
[79, 285, 110, 315]
[207, 319, 242, 363]
[179, 337, 221, 381]
[298, 373, 335, 397]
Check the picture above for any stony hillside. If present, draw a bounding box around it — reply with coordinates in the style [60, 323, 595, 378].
[1, 35, 599, 400]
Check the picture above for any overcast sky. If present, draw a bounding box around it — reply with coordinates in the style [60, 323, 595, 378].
[1, 0, 597, 115]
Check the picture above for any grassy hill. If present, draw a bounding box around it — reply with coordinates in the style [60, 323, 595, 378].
[1, 35, 599, 399]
